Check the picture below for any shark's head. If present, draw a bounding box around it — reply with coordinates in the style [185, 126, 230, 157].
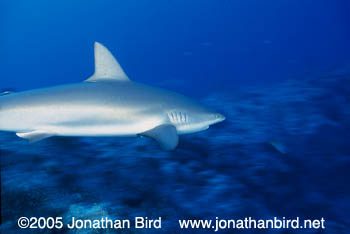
[167, 102, 225, 134]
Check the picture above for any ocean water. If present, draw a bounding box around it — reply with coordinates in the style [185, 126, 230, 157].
[1, 0, 350, 233]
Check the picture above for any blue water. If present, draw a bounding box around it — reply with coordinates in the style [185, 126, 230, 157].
[1, 0, 350, 233]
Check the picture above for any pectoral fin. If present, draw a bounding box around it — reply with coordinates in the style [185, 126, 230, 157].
[140, 124, 178, 151]
[16, 130, 55, 142]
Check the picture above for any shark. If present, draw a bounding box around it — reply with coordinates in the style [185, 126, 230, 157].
[0, 42, 225, 150]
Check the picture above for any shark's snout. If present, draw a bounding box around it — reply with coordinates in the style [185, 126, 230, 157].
[206, 112, 226, 125]
[215, 113, 226, 122]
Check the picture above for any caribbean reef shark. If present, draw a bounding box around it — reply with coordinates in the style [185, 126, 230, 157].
[0, 42, 225, 150]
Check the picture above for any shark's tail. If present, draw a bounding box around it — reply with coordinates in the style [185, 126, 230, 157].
[0, 88, 15, 96]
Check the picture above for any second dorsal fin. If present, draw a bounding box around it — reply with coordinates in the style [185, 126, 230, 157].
[85, 42, 130, 82]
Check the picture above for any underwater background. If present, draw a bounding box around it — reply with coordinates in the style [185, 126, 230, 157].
[1, 0, 350, 233]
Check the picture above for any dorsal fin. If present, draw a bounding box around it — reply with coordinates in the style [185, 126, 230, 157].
[85, 42, 130, 82]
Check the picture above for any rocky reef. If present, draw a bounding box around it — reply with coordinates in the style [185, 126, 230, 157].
[1, 67, 350, 233]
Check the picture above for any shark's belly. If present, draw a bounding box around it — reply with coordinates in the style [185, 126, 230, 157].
[0, 102, 164, 136]
[51, 116, 163, 137]
[49, 122, 159, 137]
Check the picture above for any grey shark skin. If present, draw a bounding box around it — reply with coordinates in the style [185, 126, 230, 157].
[0, 42, 225, 150]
